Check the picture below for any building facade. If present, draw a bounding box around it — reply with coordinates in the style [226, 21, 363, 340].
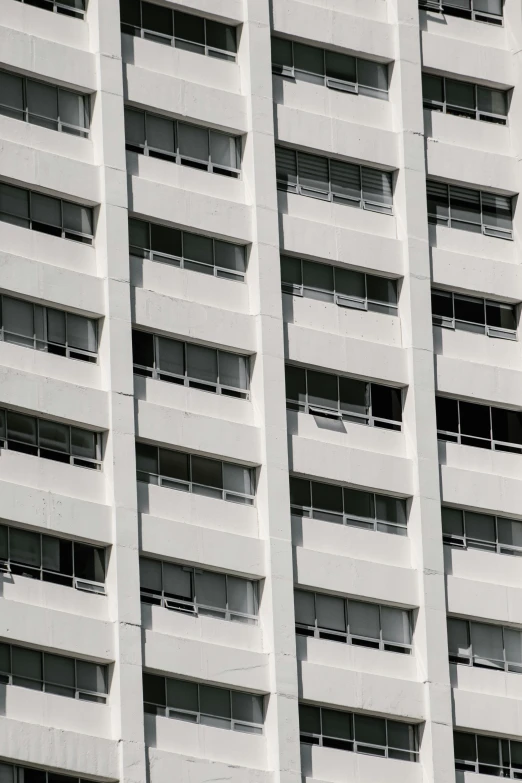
[0, 0, 521, 782]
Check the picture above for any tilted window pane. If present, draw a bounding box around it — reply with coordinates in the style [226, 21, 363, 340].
[315, 594, 346, 632]
[132, 330, 154, 367]
[349, 600, 380, 640]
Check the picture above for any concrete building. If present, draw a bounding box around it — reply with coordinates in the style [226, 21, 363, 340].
[0, 0, 521, 782]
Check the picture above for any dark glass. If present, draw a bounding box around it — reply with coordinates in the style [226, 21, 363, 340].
[175, 11, 205, 45]
[441, 507, 464, 537]
[303, 261, 334, 293]
[339, 377, 367, 416]
[344, 488, 374, 520]
[423, 73, 444, 103]
[354, 714, 386, 746]
[166, 678, 198, 711]
[459, 401, 490, 440]
[151, 223, 182, 257]
[206, 21, 236, 53]
[312, 481, 343, 513]
[491, 407, 522, 446]
[371, 384, 402, 422]
[120, 0, 141, 27]
[132, 330, 154, 368]
[325, 51, 356, 83]
[272, 38, 293, 68]
[285, 365, 306, 403]
[289, 477, 311, 507]
[191, 456, 222, 489]
[454, 295, 485, 325]
[366, 275, 397, 306]
[485, 301, 516, 331]
[135, 442, 158, 475]
[436, 397, 459, 433]
[74, 543, 105, 583]
[322, 708, 353, 740]
[159, 449, 189, 481]
[446, 79, 475, 110]
[142, 2, 173, 36]
[294, 43, 324, 77]
[281, 256, 302, 286]
[143, 673, 166, 706]
[200, 684, 231, 719]
[307, 370, 338, 410]
[432, 290, 453, 318]
[299, 704, 321, 735]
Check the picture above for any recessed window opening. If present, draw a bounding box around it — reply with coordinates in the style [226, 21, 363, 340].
[436, 396, 522, 453]
[0, 761, 94, 783]
[448, 617, 522, 673]
[454, 730, 522, 777]
[427, 180, 513, 240]
[418, 0, 503, 26]
[13, 0, 86, 19]
[432, 289, 517, 340]
[442, 506, 522, 557]
[422, 73, 508, 124]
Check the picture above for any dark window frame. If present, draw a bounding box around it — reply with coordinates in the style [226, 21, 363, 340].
[140, 556, 258, 624]
[128, 217, 247, 281]
[422, 73, 508, 124]
[431, 289, 517, 340]
[0, 641, 108, 702]
[132, 329, 250, 399]
[143, 673, 264, 734]
[299, 703, 419, 762]
[441, 506, 522, 557]
[419, 0, 503, 27]
[120, 0, 238, 61]
[295, 589, 412, 653]
[427, 180, 513, 240]
[436, 396, 522, 454]
[0, 68, 90, 136]
[13, 0, 86, 20]
[275, 146, 394, 215]
[271, 37, 389, 100]
[135, 442, 255, 505]
[281, 255, 399, 315]
[454, 730, 522, 777]
[448, 616, 522, 673]
[0, 761, 93, 783]
[290, 475, 408, 536]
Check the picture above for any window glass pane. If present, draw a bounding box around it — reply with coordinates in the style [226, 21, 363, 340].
[223, 463, 253, 496]
[125, 109, 145, 146]
[339, 377, 368, 416]
[0, 764, 14, 783]
[143, 673, 165, 706]
[454, 295, 485, 325]
[67, 314, 97, 352]
[232, 691, 263, 724]
[38, 420, 70, 453]
[272, 38, 293, 68]
[186, 344, 218, 384]
[71, 428, 97, 460]
[0, 72, 24, 113]
[0, 184, 29, 220]
[477, 87, 507, 116]
[354, 714, 386, 746]
[26, 81, 58, 121]
[285, 365, 306, 403]
[3, 297, 34, 340]
[183, 232, 213, 265]
[504, 628, 522, 665]
[298, 153, 329, 193]
[10, 528, 40, 567]
[7, 411, 37, 445]
[474, 0, 502, 12]
[466, 511, 496, 543]
[344, 488, 374, 519]
[307, 370, 338, 410]
[76, 661, 107, 694]
[482, 193, 512, 231]
[159, 449, 189, 481]
[12, 646, 42, 681]
[43, 531, 71, 574]
[178, 123, 209, 162]
[423, 73, 444, 103]
[299, 704, 321, 734]
[497, 517, 522, 549]
[135, 442, 158, 475]
[175, 11, 204, 44]
[281, 256, 301, 286]
[151, 223, 182, 257]
[200, 685, 231, 719]
[166, 678, 198, 711]
[432, 290, 453, 319]
[446, 80, 475, 110]
[303, 261, 334, 293]
[485, 302, 516, 331]
[492, 407, 522, 446]
[290, 477, 311, 508]
[362, 168, 393, 206]
[275, 146, 297, 187]
[59, 90, 87, 129]
[454, 731, 477, 762]
[32, 194, 61, 227]
[214, 240, 245, 273]
[477, 735, 500, 766]
[45, 653, 74, 687]
[219, 352, 248, 390]
[206, 21, 236, 53]
[381, 607, 411, 644]
[436, 396, 459, 433]
[62, 202, 92, 236]
[142, 2, 173, 35]
[147, 114, 175, 153]
[335, 268, 365, 299]
[322, 708, 353, 740]
[0, 525, 7, 560]
[330, 160, 362, 201]
[375, 494, 405, 525]
[316, 594, 346, 632]
[74, 543, 104, 583]
[228, 577, 256, 615]
[139, 558, 162, 592]
[349, 600, 380, 640]
[132, 330, 154, 368]
[47, 309, 66, 345]
[210, 132, 237, 169]
[0, 643, 9, 673]
[295, 590, 315, 625]
[459, 401, 490, 439]
[388, 721, 415, 751]
[325, 51, 356, 83]
[366, 276, 397, 306]
[312, 481, 343, 513]
[163, 563, 192, 600]
[358, 60, 388, 91]
[470, 622, 504, 665]
[294, 43, 324, 76]
[157, 337, 184, 376]
[120, 0, 141, 25]
[448, 618, 470, 655]
[192, 456, 222, 488]
[195, 570, 226, 609]
[129, 219, 149, 250]
[450, 186, 481, 226]
[427, 181, 449, 220]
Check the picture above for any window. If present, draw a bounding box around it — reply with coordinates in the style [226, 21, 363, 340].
[0, 642, 108, 702]
[132, 330, 249, 398]
[0, 295, 98, 361]
[120, 0, 238, 61]
[0, 70, 89, 137]
[422, 74, 508, 125]
[0, 408, 102, 469]
[448, 617, 522, 673]
[432, 289, 517, 340]
[0, 762, 94, 783]
[290, 476, 408, 536]
[128, 218, 246, 281]
[135, 442, 255, 505]
[143, 674, 264, 733]
[299, 703, 418, 761]
[125, 109, 240, 178]
[419, 0, 503, 26]
[281, 255, 398, 315]
[276, 146, 393, 214]
[0, 183, 94, 244]
[295, 590, 411, 653]
[442, 506, 522, 557]
[0, 523, 106, 594]
[427, 180, 513, 240]
[454, 731, 522, 777]
[285, 365, 403, 430]
[271, 38, 388, 100]
[13, 0, 86, 19]
[140, 558, 258, 624]
[436, 396, 522, 453]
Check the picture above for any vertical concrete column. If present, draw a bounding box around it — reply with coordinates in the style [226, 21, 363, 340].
[388, 2, 455, 782]
[87, 2, 147, 783]
[240, 2, 301, 781]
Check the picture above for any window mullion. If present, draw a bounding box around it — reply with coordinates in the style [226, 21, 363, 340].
[479, 190, 484, 231]
[456, 399, 461, 441]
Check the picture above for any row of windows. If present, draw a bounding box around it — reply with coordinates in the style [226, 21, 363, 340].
[0, 762, 90, 783]
[14, 0, 85, 19]
[419, 0, 503, 25]
[455, 730, 522, 777]
[422, 73, 508, 124]
[448, 617, 522, 673]
[427, 180, 513, 240]
[436, 396, 522, 454]
[442, 506, 522, 556]
[431, 289, 517, 339]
